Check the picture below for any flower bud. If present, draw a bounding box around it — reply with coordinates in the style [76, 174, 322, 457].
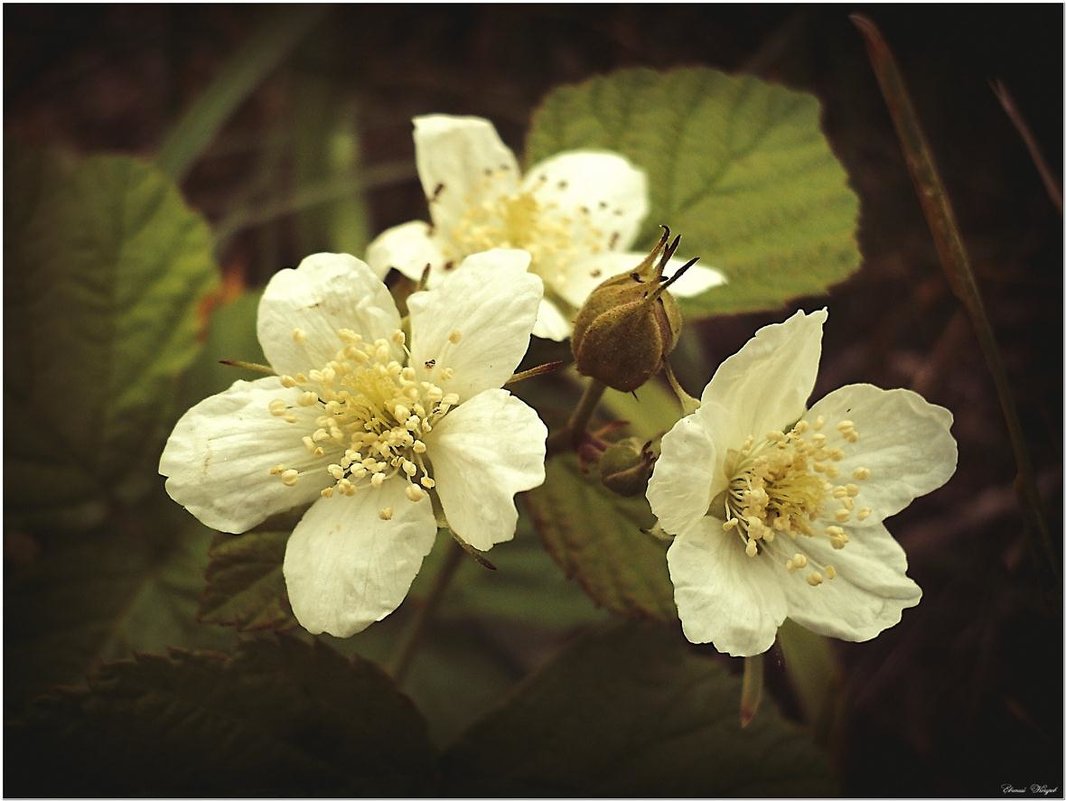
[599, 436, 656, 497]
[571, 227, 698, 392]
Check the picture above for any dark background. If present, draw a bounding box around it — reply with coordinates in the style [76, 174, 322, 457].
[5, 5, 1063, 796]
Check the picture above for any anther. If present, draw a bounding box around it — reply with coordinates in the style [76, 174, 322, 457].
[853, 467, 871, 480]
[806, 572, 824, 587]
[448, 330, 463, 344]
[281, 469, 299, 486]
[745, 539, 758, 558]
[298, 391, 318, 406]
[379, 506, 394, 521]
[281, 375, 298, 388]
[371, 473, 386, 488]
[405, 484, 425, 502]
[857, 507, 872, 521]
[824, 565, 837, 580]
[292, 328, 307, 344]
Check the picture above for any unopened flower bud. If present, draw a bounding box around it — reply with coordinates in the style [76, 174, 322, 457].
[599, 436, 656, 497]
[571, 227, 698, 392]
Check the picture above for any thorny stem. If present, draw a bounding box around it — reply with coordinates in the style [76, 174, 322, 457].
[548, 377, 608, 453]
[853, 14, 1058, 583]
[389, 539, 466, 685]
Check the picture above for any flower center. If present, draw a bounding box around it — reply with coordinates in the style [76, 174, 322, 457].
[267, 327, 458, 513]
[713, 417, 876, 587]
[445, 170, 609, 289]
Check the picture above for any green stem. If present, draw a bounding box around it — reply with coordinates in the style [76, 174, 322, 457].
[739, 653, 765, 728]
[389, 540, 465, 685]
[663, 361, 700, 416]
[548, 377, 607, 452]
[854, 15, 1058, 582]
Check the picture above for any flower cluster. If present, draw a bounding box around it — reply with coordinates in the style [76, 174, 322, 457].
[160, 115, 957, 657]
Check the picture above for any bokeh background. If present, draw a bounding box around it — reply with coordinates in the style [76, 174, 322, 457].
[5, 5, 1062, 796]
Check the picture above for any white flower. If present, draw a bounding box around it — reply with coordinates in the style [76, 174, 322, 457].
[365, 114, 725, 341]
[160, 249, 547, 637]
[646, 309, 957, 657]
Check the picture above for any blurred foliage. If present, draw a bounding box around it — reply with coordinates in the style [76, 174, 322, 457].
[527, 67, 861, 317]
[4, 493, 234, 717]
[6, 637, 436, 796]
[4, 149, 219, 530]
[443, 622, 837, 796]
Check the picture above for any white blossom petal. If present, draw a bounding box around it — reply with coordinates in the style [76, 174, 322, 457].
[282, 477, 438, 637]
[257, 253, 401, 376]
[521, 151, 648, 255]
[667, 518, 788, 657]
[805, 384, 958, 526]
[427, 389, 547, 551]
[699, 308, 827, 439]
[777, 521, 922, 641]
[647, 413, 720, 536]
[159, 378, 329, 533]
[532, 297, 573, 341]
[365, 220, 446, 281]
[413, 115, 520, 235]
[408, 249, 542, 401]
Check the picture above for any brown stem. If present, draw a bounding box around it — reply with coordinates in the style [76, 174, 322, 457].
[388, 539, 465, 685]
[853, 14, 1057, 581]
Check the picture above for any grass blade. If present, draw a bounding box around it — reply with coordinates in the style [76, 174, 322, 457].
[157, 6, 328, 182]
[852, 14, 1057, 580]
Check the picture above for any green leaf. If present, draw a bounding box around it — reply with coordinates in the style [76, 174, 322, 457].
[199, 527, 295, 632]
[443, 622, 837, 796]
[4, 494, 234, 714]
[523, 454, 676, 620]
[526, 67, 861, 316]
[4, 150, 219, 529]
[6, 636, 436, 796]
